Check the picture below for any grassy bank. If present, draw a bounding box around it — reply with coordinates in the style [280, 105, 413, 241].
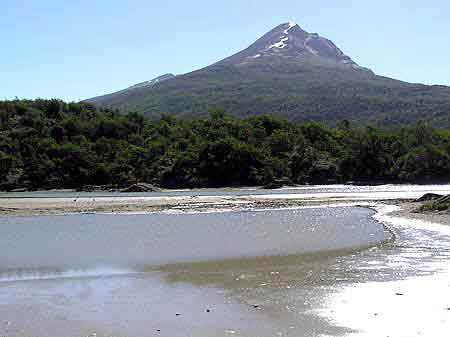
[421, 199, 450, 212]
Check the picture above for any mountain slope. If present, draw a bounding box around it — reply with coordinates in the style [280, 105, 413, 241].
[127, 73, 176, 90]
[87, 22, 450, 126]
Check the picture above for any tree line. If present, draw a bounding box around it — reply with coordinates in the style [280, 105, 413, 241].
[1, 99, 450, 191]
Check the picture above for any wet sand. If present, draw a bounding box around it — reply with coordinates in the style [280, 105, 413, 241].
[1, 185, 450, 220]
[0, 194, 442, 219]
[0, 194, 308, 216]
[390, 200, 450, 226]
[0, 254, 355, 337]
[323, 204, 450, 336]
[2, 196, 450, 229]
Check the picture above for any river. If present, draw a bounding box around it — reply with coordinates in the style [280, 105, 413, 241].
[1, 185, 450, 336]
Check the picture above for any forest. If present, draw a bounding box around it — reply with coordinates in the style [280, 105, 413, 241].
[1, 99, 450, 191]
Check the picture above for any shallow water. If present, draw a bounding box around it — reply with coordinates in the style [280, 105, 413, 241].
[2, 183, 450, 200]
[1, 202, 450, 336]
[0, 208, 383, 277]
[319, 207, 450, 336]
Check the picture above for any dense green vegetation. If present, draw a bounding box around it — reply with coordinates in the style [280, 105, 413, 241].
[1, 99, 450, 191]
[89, 63, 450, 127]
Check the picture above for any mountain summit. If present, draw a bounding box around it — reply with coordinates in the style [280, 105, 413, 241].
[88, 22, 450, 126]
[218, 22, 362, 70]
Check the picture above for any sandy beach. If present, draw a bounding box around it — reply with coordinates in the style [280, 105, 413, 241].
[0, 194, 336, 216]
[388, 200, 450, 225]
[1, 191, 449, 227]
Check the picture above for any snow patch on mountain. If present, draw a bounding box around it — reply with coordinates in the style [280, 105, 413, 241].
[283, 21, 297, 34]
[268, 36, 289, 49]
[128, 73, 176, 90]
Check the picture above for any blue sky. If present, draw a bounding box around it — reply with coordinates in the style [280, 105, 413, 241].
[2, 0, 449, 101]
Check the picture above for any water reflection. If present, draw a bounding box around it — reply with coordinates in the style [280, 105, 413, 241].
[1, 205, 450, 337]
[0, 207, 385, 279]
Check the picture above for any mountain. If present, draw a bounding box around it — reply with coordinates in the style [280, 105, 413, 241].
[87, 22, 450, 126]
[215, 22, 365, 70]
[127, 73, 176, 90]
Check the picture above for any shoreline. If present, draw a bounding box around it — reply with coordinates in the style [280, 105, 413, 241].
[2, 191, 450, 337]
[0, 195, 309, 217]
[389, 200, 450, 226]
[0, 189, 449, 226]
[0, 195, 405, 217]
